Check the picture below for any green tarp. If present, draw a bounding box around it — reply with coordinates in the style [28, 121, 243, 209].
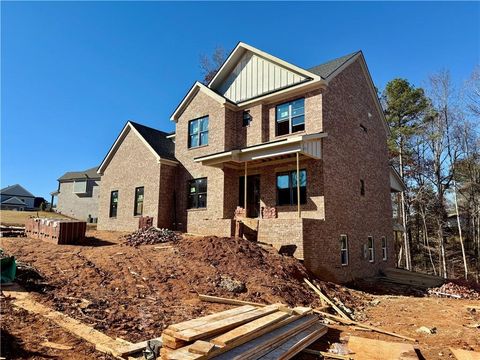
[0, 256, 17, 283]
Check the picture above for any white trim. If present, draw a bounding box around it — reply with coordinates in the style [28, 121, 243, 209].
[381, 236, 387, 261]
[97, 121, 178, 174]
[159, 158, 179, 167]
[368, 236, 375, 263]
[208, 42, 321, 90]
[166, 133, 176, 139]
[340, 234, 349, 266]
[170, 82, 235, 122]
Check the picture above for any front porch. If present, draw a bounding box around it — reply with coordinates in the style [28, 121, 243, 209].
[188, 132, 327, 258]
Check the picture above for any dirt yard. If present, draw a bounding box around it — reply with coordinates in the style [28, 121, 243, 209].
[1, 230, 479, 359]
[0, 210, 71, 226]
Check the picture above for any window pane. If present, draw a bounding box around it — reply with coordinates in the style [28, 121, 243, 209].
[276, 103, 290, 120]
[341, 251, 348, 265]
[277, 120, 289, 136]
[188, 194, 197, 209]
[197, 178, 207, 193]
[189, 134, 199, 148]
[277, 174, 289, 189]
[278, 189, 291, 206]
[292, 170, 307, 187]
[198, 193, 207, 208]
[292, 123, 305, 133]
[200, 131, 208, 146]
[292, 115, 305, 126]
[291, 99, 304, 116]
[200, 117, 209, 131]
[189, 120, 199, 134]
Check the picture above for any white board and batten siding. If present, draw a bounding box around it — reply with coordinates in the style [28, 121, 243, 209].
[218, 51, 308, 103]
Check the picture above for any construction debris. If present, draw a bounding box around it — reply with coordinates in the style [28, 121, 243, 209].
[450, 347, 480, 360]
[0, 225, 26, 237]
[123, 227, 178, 246]
[428, 281, 480, 300]
[380, 268, 444, 288]
[416, 326, 437, 334]
[159, 304, 327, 360]
[347, 336, 419, 360]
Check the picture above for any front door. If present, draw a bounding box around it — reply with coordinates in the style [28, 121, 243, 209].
[239, 175, 260, 218]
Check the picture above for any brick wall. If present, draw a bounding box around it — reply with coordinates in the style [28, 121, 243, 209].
[257, 218, 305, 258]
[304, 58, 394, 282]
[57, 179, 100, 221]
[97, 128, 162, 231]
[186, 218, 235, 237]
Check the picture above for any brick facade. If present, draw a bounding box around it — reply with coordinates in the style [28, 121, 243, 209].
[97, 128, 176, 231]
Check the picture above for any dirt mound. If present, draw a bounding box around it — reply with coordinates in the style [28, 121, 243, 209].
[1, 233, 367, 343]
[122, 227, 178, 246]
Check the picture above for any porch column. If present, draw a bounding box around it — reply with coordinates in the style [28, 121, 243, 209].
[244, 161, 248, 217]
[296, 152, 301, 218]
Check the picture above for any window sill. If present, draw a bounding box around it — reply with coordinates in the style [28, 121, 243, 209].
[187, 208, 207, 212]
[274, 130, 306, 139]
[188, 144, 209, 151]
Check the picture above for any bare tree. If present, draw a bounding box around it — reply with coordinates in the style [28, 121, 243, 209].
[465, 66, 480, 117]
[199, 46, 226, 85]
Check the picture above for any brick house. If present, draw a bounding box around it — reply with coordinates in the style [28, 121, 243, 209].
[97, 121, 177, 231]
[53, 167, 101, 221]
[98, 43, 402, 282]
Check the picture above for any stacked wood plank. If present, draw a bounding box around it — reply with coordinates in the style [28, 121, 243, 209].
[381, 268, 444, 288]
[160, 304, 327, 360]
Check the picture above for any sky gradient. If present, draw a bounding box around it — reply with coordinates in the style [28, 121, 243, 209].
[2, 1, 479, 199]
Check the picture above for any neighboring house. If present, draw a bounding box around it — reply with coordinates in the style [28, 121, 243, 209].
[54, 167, 101, 221]
[98, 42, 401, 282]
[0, 184, 35, 210]
[97, 121, 177, 231]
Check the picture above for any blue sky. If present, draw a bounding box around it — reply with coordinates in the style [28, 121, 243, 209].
[1, 1, 479, 200]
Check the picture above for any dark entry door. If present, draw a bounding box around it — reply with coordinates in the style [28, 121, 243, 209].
[239, 175, 260, 218]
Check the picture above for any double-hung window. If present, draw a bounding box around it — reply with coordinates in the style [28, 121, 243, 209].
[276, 170, 307, 206]
[109, 190, 118, 218]
[340, 235, 348, 266]
[276, 98, 305, 136]
[368, 236, 375, 262]
[188, 178, 207, 209]
[381, 236, 387, 261]
[134, 187, 144, 216]
[188, 116, 209, 148]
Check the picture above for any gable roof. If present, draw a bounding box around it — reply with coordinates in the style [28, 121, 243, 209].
[98, 121, 177, 174]
[58, 166, 100, 182]
[1, 196, 27, 205]
[0, 184, 35, 198]
[308, 51, 361, 79]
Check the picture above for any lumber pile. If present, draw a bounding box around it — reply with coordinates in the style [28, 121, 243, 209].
[0, 225, 26, 237]
[159, 304, 327, 360]
[380, 268, 444, 288]
[123, 227, 178, 246]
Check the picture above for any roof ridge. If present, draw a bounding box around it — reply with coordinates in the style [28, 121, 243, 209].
[307, 50, 361, 79]
[128, 120, 171, 136]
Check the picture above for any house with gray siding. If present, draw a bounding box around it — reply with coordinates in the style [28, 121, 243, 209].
[54, 167, 100, 221]
[1, 184, 35, 210]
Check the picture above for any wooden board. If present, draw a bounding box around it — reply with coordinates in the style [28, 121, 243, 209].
[189, 341, 215, 355]
[211, 315, 319, 360]
[161, 333, 189, 349]
[450, 348, 480, 360]
[304, 279, 350, 320]
[172, 305, 281, 341]
[211, 311, 289, 347]
[165, 305, 257, 334]
[348, 336, 418, 360]
[4, 285, 130, 359]
[258, 322, 328, 360]
[198, 294, 268, 307]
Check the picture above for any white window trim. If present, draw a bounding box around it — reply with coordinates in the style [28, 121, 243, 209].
[368, 236, 374, 263]
[340, 234, 348, 266]
[382, 236, 387, 261]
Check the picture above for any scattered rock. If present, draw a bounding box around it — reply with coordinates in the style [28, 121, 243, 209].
[416, 326, 437, 334]
[219, 276, 246, 293]
[370, 299, 381, 306]
[123, 227, 178, 246]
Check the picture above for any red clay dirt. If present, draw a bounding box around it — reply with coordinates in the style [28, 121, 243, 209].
[1, 230, 479, 359]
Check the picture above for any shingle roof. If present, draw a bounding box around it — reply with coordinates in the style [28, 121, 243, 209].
[1, 196, 27, 205]
[58, 167, 100, 181]
[308, 51, 360, 79]
[0, 184, 35, 198]
[129, 121, 176, 161]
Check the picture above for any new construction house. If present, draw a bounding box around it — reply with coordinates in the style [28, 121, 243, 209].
[97, 42, 403, 282]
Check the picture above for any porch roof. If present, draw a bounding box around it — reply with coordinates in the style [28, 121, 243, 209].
[194, 132, 327, 167]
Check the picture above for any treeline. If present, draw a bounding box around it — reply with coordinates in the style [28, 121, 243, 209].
[384, 67, 480, 281]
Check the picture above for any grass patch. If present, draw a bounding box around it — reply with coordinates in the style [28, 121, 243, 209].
[0, 210, 71, 226]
